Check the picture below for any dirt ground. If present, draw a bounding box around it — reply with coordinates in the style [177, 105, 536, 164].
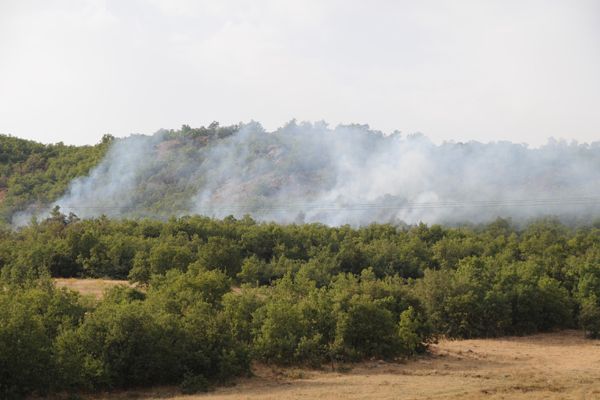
[83, 330, 600, 400]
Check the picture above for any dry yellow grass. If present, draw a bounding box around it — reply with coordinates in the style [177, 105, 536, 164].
[83, 330, 600, 400]
[54, 278, 131, 299]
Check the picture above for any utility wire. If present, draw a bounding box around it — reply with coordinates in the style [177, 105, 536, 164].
[57, 196, 600, 213]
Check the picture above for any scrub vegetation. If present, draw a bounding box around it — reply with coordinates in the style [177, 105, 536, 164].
[1, 212, 599, 398]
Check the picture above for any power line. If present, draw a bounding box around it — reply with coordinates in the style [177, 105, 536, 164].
[56, 195, 600, 213]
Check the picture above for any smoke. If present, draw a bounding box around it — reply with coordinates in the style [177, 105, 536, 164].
[14, 121, 600, 226]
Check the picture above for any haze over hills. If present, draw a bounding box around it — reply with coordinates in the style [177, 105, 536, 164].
[4, 121, 600, 227]
[4, 2, 600, 399]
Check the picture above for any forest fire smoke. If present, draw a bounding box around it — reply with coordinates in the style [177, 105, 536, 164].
[16, 121, 600, 226]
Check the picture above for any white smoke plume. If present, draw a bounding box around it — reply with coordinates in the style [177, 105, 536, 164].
[15, 121, 600, 226]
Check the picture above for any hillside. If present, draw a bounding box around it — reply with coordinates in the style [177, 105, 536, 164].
[0, 124, 243, 225]
[0, 134, 111, 224]
[2, 124, 599, 399]
[0, 124, 237, 225]
[50, 122, 600, 226]
[4, 122, 600, 227]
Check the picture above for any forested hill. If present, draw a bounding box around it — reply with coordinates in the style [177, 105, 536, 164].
[4, 122, 600, 227]
[0, 123, 235, 225]
[0, 124, 241, 226]
[0, 134, 111, 224]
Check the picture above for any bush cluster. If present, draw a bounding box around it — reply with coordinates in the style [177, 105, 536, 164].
[1, 214, 599, 398]
[0, 268, 427, 398]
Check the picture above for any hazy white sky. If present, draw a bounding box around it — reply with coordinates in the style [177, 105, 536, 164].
[1, 0, 599, 146]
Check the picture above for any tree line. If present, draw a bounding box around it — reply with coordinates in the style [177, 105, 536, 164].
[1, 213, 599, 398]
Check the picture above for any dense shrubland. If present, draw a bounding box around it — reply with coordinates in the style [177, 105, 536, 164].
[1, 212, 599, 398]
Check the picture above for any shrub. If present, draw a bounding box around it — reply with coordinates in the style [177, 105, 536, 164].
[180, 373, 209, 394]
[580, 297, 600, 338]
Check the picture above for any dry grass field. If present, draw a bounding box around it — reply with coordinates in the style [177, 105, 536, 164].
[54, 278, 131, 299]
[79, 330, 600, 400]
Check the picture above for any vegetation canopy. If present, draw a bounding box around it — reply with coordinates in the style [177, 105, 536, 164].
[0, 211, 599, 398]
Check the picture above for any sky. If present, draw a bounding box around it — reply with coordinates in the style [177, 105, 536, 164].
[0, 0, 599, 146]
